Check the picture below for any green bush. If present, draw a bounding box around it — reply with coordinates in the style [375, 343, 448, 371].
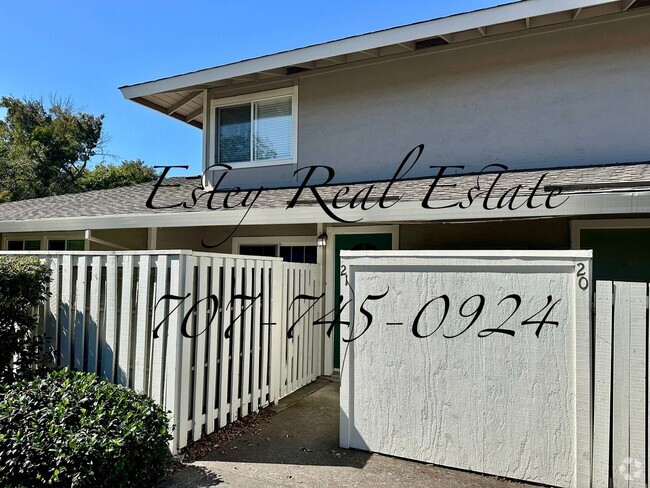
[0, 255, 51, 384]
[0, 368, 173, 487]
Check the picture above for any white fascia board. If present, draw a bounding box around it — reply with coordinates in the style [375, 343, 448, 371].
[0, 190, 648, 233]
[339, 249, 593, 259]
[119, 0, 618, 99]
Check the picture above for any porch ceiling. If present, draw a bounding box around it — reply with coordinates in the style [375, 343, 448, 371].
[118, 0, 650, 129]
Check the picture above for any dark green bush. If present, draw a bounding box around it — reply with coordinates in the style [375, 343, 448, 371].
[0, 368, 172, 487]
[0, 255, 51, 384]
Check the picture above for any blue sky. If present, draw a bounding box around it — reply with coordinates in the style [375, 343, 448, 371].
[0, 0, 505, 175]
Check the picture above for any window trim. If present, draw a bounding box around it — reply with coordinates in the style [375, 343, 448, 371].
[232, 235, 317, 259]
[208, 86, 298, 170]
[2, 233, 87, 251]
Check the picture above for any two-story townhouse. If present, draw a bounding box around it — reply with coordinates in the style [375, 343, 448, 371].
[1, 0, 649, 373]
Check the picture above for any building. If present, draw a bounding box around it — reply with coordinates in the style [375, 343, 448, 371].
[1, 0, 649, 375]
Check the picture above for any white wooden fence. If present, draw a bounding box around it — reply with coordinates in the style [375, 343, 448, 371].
[4, 250, 322, 453]
[593, 281, 650, 487]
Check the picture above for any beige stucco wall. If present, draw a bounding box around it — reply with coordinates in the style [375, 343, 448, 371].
[89, 228, 149, 251]
[157, 224, 318, 253]
[399, 219, 570, 250]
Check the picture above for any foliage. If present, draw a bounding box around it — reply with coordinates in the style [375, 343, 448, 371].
[0, 368, 173, 488]
[0, 96, 159, 202]
[0, 256, 51, 384]
[0, 96, 104, 202]
[77, 159, 158, 192]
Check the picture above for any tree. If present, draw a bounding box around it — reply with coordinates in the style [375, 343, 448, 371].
[77, 159, 158, 192]
[0, 96, 105, 202]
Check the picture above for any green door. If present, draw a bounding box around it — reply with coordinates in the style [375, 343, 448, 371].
[334, 233, 393, 369]
[581, 228, 650, 282]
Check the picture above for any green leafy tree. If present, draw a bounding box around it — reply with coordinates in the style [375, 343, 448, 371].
[77, 159, 158, 192]
[0, 96, 105, 202]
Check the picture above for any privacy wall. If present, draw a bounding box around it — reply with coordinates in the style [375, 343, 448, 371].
[339, 251, 592, 487]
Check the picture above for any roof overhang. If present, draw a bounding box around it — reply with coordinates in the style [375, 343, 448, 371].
[118, 0, 649, 129]
[1, 190, 648, 233]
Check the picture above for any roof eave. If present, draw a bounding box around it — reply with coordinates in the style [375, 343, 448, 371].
[118, 0, 623, 100]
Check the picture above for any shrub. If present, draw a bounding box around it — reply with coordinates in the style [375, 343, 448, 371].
[0, 255, 51, 384]
[0, 368, 172, 487]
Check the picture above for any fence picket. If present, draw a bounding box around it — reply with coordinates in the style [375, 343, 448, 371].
[628, 283, 647, 488]
[134, 255, 151, 392]
[251, 262, 262, 413]
[117, 256, 134, 386]
[73, 256, 88, 371]
[269, 260, 284, 403]
[205, 257, 221, 432]
[260, 262, 271, 404]
[87, 256, 102, 374]
[150, 255, 168, 403]
[613, 281, 631, 488]
[240, 261, 254, 417]
[592, 281, 613, 488]
[45, 256, 60, 362]
[229, 260, 244, 421]
[165, 255, 184, 453]
[219, 258, 234, 427]
[177, 255, 195, 449]
[193, 257, 209, 441]
[59, 254, 73, 367]
[102, 255, 118, 381]
[286, 266, 295, 395]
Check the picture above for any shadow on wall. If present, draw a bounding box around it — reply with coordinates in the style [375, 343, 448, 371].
[45, 303, 127, 385]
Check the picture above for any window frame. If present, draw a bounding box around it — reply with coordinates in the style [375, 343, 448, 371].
[232, 235, 317, 263]
[2, 233, 87, 251]
[209, 86, 298, 170]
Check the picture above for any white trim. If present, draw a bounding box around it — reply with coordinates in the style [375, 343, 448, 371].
[323, 224, 399, 375]
[2, 235, 44, 251]
[120, 0, 625, 99]
[44, 235, 88, 252]
[2, 190, 649, 233]
[208, 86, 298, 172]
[570, 218, 650, 248]
[201, 89, 210, 184]
[2, 232, 86, 251]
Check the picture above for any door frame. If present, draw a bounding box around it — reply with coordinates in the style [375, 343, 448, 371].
[570, 218, 650, 248]
[323, 225, 399, 374]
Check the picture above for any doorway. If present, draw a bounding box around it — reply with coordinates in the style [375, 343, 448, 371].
[333, 232, 393, 369]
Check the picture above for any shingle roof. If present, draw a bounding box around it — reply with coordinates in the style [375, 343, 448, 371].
[0, 162, 649, 224]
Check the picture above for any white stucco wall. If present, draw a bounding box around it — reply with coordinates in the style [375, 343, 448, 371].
[339, 251, 592, 487]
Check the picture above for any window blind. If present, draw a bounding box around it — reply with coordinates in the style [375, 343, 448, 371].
[253, 96, 292, 161]
[217, 104, 251, 164]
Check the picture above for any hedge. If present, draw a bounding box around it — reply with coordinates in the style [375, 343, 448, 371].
[0, 368, 173, 487]
[0, 255, 51, 384]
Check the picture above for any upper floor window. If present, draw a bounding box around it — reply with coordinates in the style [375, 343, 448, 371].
[211, 87, 297, 168]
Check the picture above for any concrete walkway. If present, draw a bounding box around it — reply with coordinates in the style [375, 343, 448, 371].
[162, 378, 534, 487]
